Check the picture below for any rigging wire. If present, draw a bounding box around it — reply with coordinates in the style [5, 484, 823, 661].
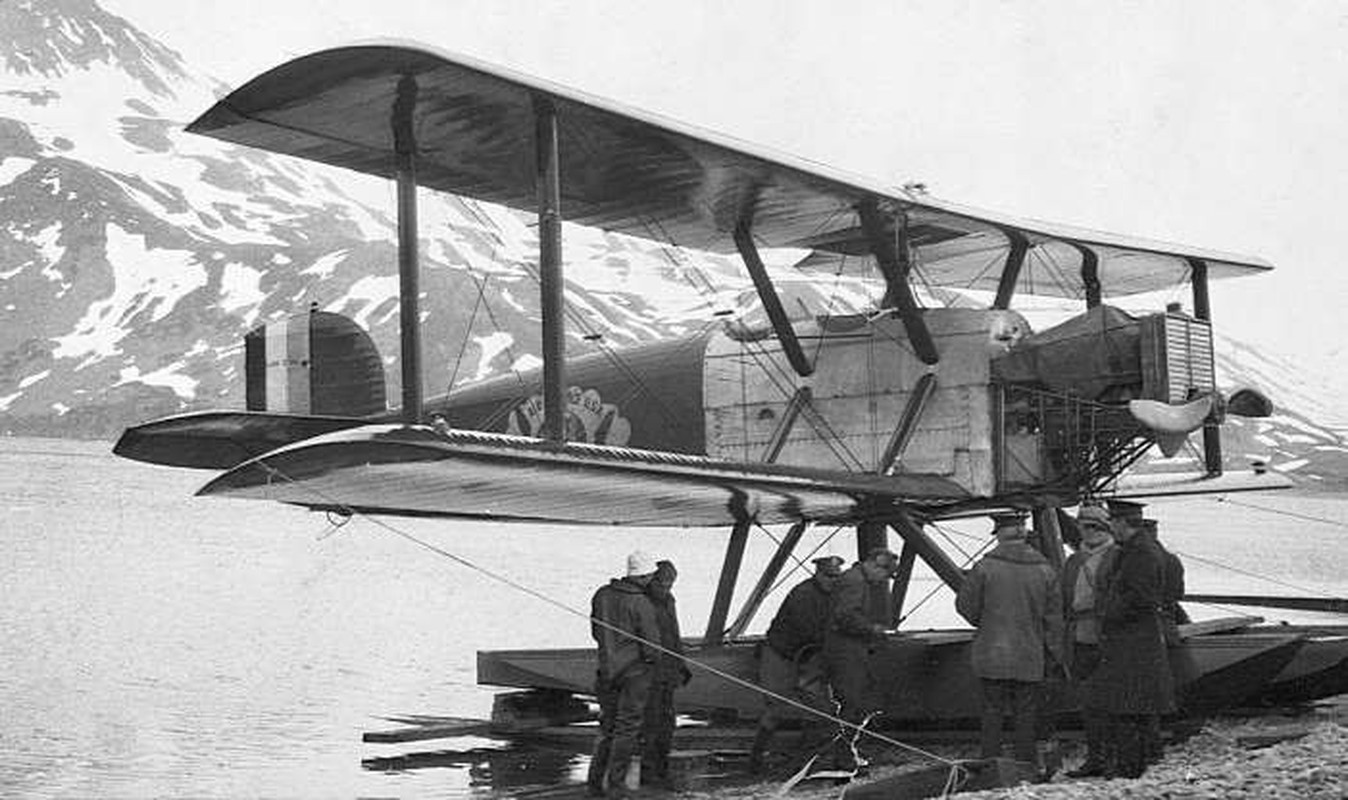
[1207, 495, 1348, 530]
[1170, 548, 1346, 601]
[897, 536, 994, 623]
[445, 270, 488, 391]
[249, 455, 960, 770]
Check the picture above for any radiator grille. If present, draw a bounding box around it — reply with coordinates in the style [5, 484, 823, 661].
[1141, 313, 1215, 403]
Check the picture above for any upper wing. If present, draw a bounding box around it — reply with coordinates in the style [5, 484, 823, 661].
[188, 42, 1271, 300]
[197, 423, 969, 527]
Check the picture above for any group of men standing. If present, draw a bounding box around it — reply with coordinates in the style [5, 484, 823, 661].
[586, 552, 689, 798]
[584, 499, 1188, 794]
[957, 499, 1188, 780]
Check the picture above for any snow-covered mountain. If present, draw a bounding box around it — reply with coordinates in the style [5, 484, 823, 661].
[1, 0, 1343, 489]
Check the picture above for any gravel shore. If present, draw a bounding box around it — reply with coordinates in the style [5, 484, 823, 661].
[682, 697, 1347, 799]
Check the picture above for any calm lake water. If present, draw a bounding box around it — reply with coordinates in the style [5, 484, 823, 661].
[2, 436, 1345, 798]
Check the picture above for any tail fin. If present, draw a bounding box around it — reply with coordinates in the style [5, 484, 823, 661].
[244, 309, 386, 417]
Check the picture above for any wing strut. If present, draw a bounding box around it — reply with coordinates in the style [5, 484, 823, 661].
[888, 511, 966, 592]
[724, 520, 809, 640]
[704, 517, 752, 644]
[879, 372, 938, 474]
[394, 75, 423, 423]
[1188, 257, 1221, 475]
[993, 227, 1031, 310]
[858, 200, 939, 365]
[535, 97, 567, 443]
[733, 223, 814, 377]
[1073, 243, 1102, 307]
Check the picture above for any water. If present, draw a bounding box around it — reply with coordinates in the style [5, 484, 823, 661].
[1, 436, 1345, 798]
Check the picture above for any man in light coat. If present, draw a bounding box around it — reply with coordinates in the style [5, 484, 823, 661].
[956, 513, 1064, 765]
[1061, 503, 1117, 777]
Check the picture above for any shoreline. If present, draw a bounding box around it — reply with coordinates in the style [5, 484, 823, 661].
[680, 696, 1347, 799]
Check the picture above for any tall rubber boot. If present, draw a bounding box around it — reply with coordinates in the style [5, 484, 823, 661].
[748, 726, 773, 774]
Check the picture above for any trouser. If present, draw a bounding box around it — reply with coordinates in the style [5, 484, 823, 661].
[979, 678, 1039, 763]
[827, 638, 878, 770]
[586, 666, 654, 795]
[1072, 644, 1108, 767]
[1106, 714, 1149, 778]
[641, 680, 677, 783]
[752, 645, 832, 768]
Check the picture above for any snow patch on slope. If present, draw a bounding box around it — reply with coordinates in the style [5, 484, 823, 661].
[50, 223, 204, 363]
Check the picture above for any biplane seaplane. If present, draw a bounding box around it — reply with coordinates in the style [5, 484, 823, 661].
[115, 43, 1347, 729]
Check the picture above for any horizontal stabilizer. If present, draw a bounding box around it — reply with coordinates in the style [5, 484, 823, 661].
[197, 424, 969, 527]
[1109, 469, 1293, 498]
[113, 411, 370, 470]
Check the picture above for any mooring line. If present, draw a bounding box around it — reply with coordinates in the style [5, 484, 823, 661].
[249, 455, 963, 771]
[1207, 495, 1348, 530]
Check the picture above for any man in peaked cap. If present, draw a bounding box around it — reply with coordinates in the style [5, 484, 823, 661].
[956, 512, 1063, 768]
[1105, 499, 1146, 533]
[588, 551, 660, 798]
[750, 554, 845, 773]
[1085, 504, 1175, 779]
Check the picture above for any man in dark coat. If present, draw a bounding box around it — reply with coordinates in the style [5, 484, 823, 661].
[1061, 503, 1117, 777]
[587, 551, 661, 798]
[641, 559, 690, 787]
[1086, 505, 1176, 779]
[749, 554, 844, 773]
[956, 513, 1064, 765]
[824, 547, 898, 771]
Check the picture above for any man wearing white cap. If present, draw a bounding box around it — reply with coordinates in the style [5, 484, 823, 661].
[587, 551, 661, 798]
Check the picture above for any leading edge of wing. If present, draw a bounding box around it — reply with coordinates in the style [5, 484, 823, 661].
[197, 423, 968, 527]
[1108, 469, 1295, 499]
[187, 40, 1272, 280]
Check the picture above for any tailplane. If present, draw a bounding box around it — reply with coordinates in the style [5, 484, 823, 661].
[245, 308, 386, 417]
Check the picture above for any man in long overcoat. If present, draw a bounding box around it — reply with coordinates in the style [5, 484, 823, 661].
[824, 547, 898, 771]
[956, 513, 1063, 764]
[588, 551, 661, 798]
[1086, 508, 1176, 779]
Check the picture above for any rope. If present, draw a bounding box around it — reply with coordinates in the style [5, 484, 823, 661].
[1207, 495, 1348, 530]
[1170, 548, 1345, 600]
[248, 455, 960, 770]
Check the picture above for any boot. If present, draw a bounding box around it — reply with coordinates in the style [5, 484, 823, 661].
[748, 726, 773, 774]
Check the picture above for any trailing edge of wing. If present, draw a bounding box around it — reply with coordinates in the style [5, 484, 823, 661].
[198, 424, 968, 527]
[188, 42, 1272, 300]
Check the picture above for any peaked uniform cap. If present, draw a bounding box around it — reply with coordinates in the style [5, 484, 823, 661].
[1106, 499, 1146, 523]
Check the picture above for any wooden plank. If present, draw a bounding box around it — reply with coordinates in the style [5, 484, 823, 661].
[1179, 615, 1263, 639]
[363, 717, 493, 744]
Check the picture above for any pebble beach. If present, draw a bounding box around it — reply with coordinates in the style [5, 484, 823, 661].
[681, 696, 1347, 800]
